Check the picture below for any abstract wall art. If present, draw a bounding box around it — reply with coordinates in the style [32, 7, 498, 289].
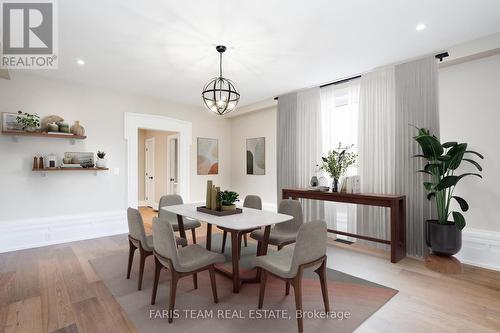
[246, 137, 265, 175]
[197, 138, 219, 175]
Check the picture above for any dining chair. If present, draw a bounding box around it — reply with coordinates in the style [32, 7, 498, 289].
[151, 217, 226, 323]
[126, 207, 187, 290]
[221, 194, 262, 254]
[250, 199, 303, 251]
[255, 220, 329, 333]
[158, 194, 202, 244]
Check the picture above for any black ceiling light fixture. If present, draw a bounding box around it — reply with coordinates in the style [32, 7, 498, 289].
[202, 45, 240, 116]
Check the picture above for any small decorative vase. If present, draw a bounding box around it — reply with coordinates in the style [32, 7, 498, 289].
[310, 176, 319, 187]
[221, 204, 236, 211]
[47, 123, 59, 132]
[70, 121, 85, 136]
[58, 123, 70, 133]
[96, 158, 107, 168]
[331, 178, 339, 192]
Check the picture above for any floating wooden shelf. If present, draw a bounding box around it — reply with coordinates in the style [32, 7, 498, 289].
[33, 168, 108, 172]
[2, 130, 87, 140]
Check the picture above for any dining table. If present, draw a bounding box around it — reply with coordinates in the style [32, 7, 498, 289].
[161, 203, 293, 293]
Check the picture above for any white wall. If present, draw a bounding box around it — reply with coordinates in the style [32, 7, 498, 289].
[229, 107, 277, 210]
[0, 73, 231, 251]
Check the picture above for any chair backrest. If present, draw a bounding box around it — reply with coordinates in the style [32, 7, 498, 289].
[127, 207, 147, 245]
[274, 199, 303, 233]
[243, 195, 262, 210]
[290, 220, 327, 275]
[158, 194, 184, 223]
[152, 216, 180, 270]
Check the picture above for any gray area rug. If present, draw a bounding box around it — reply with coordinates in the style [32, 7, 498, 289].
[90, 235, 397, 332]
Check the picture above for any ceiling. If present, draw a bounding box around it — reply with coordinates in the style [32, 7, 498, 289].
[27, 0, 500, 108]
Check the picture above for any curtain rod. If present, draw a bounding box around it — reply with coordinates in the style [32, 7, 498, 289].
[274, 52, 449, 100]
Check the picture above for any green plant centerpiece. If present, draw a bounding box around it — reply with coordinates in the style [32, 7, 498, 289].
[16, 111, 40, 132]
[413, 126, 483, 256]
[319, 143, 357, 192]
[217, 190, 239, 211]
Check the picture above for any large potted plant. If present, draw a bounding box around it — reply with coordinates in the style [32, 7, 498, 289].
[319, 143, 357, 192]
[413, 127, 483, 256]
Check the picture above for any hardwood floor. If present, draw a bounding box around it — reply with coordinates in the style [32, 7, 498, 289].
[0, 208, 499, 333]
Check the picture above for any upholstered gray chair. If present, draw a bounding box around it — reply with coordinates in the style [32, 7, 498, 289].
[250, 199, 303, 251]
[221, 195, 262, 254]
[158, 194, 201, 244]
[151, 217, 226, 323]
[255, 220, 329, 333]
[126, 208, 187, 290]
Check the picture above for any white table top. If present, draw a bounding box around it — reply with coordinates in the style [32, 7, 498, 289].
[162, 203, 293, 230]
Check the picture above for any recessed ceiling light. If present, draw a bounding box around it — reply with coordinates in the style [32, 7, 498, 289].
[416, 23, 426, 31]
[76, 59, 85, 65]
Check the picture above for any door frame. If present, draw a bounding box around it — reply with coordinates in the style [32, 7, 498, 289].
[125, 112, 192, 208]
[166, 133, 180, 195]
[144, 137, 156, 207]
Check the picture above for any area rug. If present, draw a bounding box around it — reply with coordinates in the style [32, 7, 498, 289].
[90, 235, 397, 332]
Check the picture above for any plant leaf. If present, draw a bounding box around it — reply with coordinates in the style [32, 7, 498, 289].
[452, 196, 469, 212]
[452, 211, 466, 230]
[465, 150, 484, 159]
[411, 154, 426, 158]
[423, 182, 434, 191]
[445, 143, 467, 170]
[442, 141, 458, 148]
[414, 130, 444, 159]
[417, 170, 432, 175]
[435, 176, 459, 191]
[462, 158, 483, 171]
[427, 192, 435, 200]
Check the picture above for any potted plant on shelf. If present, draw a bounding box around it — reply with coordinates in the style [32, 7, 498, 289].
[319, 143, 357, 192]
[96, 151, 107, 168]
[217, 190, 239, 211]
[413, 126, 483, 256]
[16, 111, 40, 132]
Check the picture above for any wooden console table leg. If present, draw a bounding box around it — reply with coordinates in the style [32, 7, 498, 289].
[390, 199, 406, 263]
[398, 197, 407, 261]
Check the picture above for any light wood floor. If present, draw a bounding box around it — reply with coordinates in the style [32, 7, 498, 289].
[0, 207, 499, 333]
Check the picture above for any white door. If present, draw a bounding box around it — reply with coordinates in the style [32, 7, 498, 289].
[145, 137, 155, 207]
[167, 134, 179, 194]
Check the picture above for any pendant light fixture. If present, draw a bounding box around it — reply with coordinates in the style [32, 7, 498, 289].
[202, 45, 240, 115]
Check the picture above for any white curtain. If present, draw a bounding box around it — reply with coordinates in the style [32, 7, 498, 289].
[395, 57, 439, 257]
[357, 57, 439, 257]
[277, 88, 324, 222]
[357, 67, 396, 249]
[320, 80, 360, 239]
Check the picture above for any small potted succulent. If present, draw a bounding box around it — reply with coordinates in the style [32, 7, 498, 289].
[217, 190, 239, 211]
[319, 143, 357, 192]
[16, 111, 40, 132]
[96, 150, 107, 168]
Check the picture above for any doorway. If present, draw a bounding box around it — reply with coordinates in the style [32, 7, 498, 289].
[138, 129, 180, 209]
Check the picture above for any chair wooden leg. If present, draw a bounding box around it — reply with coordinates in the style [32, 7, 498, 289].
[209, 265, 218, 303]
[277, 244, 283, 251]
[258, 270, 268, 309]
[192, 273, 198, 289]
[244, 233, 248, 247]
[256, 241, 261, 255]
[151, 257, 162, 305]
[138, 246, 146, 290]
[221, 231, 227, 254]
[127, 240, 136, 279]
[315, 259, 330, 312]
[292, 275, 304, 333]
[191, 228, 197, 244]
[168, 271, 179, 324]
[285, 281, 290, 295]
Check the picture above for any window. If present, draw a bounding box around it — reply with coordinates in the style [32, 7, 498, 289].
[320, 79, 360, 240]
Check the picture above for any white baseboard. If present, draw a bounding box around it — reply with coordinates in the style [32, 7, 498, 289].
[138, 200, 148, 207]
[457, 228, 500, 271]
[0, 210, 128, 253]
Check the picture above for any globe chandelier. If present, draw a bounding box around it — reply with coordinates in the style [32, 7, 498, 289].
[202, 45, 240, 115]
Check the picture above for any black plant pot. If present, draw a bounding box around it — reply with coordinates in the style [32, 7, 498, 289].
[425, 220, 462, 256]
[331, 178, 339, 192]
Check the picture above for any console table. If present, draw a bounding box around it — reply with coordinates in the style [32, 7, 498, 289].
[282, 188, 406, 263]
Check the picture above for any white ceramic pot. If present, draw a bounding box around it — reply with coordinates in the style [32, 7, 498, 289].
[96, 158, 107, 168]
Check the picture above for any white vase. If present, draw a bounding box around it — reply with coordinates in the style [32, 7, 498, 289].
[96, 158, 107, 168]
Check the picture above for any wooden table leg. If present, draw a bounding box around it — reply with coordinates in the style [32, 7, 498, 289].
[390, 199, 406, 263]
[230, 231, 240, 293]
[176, 214, 187, 246]
[206, 223, 212, 251]
[256, 225, 271, 280]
